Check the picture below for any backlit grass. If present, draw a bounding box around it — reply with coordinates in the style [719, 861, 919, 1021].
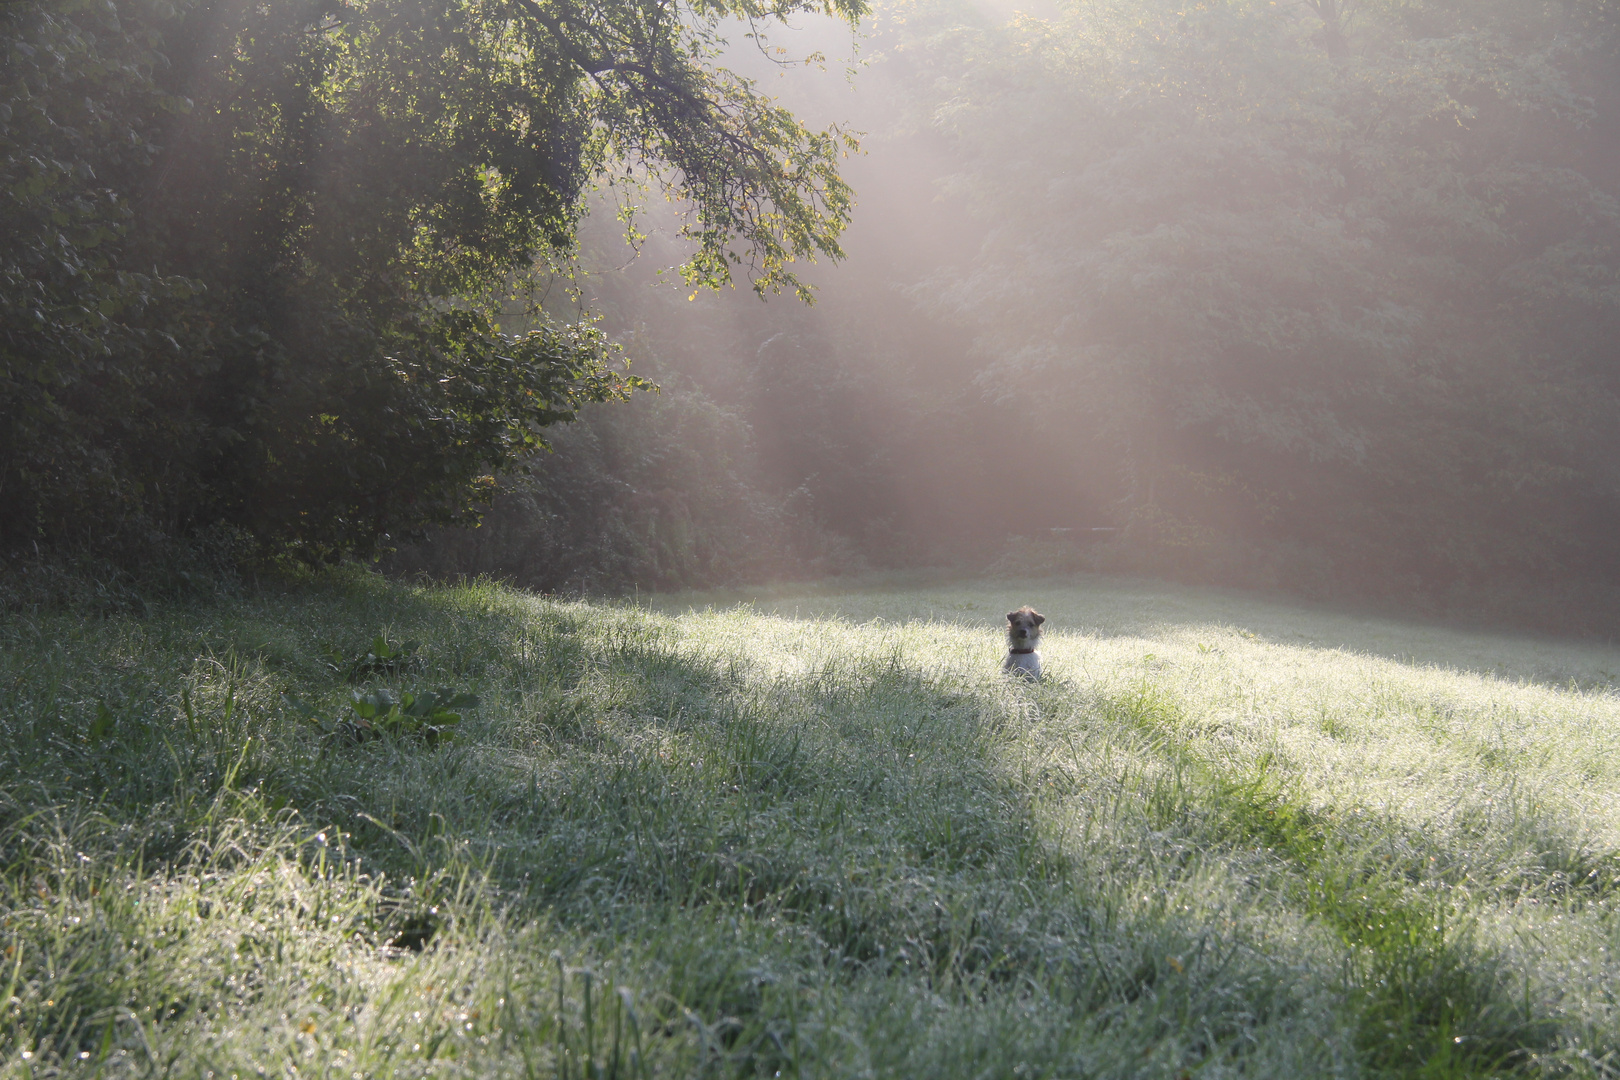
[4, 570, 1620, 1077]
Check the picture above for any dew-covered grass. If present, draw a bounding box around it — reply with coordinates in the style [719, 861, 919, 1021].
[4, 569, 1620, 1077]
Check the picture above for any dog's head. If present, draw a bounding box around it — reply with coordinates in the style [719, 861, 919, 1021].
[1006, 606, 1045, 647]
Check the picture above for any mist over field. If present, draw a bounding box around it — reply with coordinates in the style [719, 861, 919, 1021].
[380, 0, 1620, 637]
[11, 2, 1620, 1075]
[7, 0, 1620, 636]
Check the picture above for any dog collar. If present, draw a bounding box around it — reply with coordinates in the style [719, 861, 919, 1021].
[1008, 648, 1036, 655]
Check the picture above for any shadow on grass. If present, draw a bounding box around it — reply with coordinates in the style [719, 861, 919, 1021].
[2, 575, 1355, 1075]
[1108, 675, 1578, 1078]
[7, 574, 1603, 1076]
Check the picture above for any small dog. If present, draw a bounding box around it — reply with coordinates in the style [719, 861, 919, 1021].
[1001, 606, 1045, 680]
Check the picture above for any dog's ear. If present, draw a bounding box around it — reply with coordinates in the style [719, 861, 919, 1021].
[1032, 612, 1045, 625]
[1006, 611, 1019, 623]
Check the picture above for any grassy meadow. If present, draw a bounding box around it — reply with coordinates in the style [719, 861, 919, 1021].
[5, 570, 1620, 1078]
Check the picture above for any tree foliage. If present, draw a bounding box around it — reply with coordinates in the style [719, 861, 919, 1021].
[0, 0, 860, 559]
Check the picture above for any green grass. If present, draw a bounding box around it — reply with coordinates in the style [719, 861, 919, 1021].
[5, 569, 1620, 1077]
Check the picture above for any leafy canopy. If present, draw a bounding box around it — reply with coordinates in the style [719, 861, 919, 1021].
[0, 0, 863, 559]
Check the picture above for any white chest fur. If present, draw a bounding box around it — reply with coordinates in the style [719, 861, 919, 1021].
[1002, 650, 1043, 680]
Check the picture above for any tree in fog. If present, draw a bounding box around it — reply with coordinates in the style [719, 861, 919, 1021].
[0, 0, 860, 559]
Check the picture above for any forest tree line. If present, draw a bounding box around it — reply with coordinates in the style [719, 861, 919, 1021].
[7, 0, 1620, 632]
[402, 0, 1620, 633]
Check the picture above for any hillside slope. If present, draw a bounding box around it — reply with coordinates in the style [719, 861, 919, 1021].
[4, 572, 1619, 1077]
